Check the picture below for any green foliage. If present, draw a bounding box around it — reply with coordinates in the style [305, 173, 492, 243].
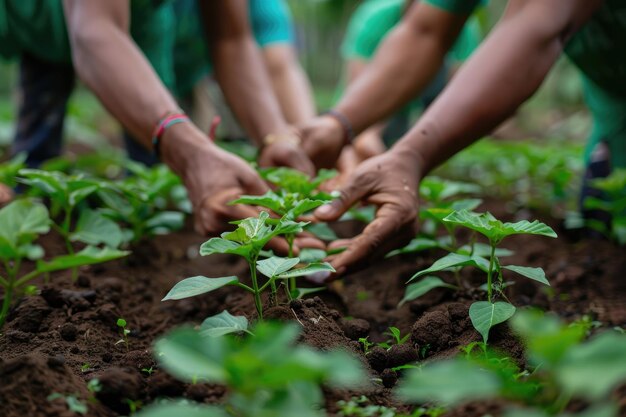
[397, 310, 626, 416]
[200, 310, 251, 337]
[47, 393, 88, 415]
[141, 321, 367, 417]
[163, 211, 334, 319]
[583, 168, 626, 245]
[0, 153, 25, 188]
[469, 301, 516, 344]
[116, 318, 130, 351]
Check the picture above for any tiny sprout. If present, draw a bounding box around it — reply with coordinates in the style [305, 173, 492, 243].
[385, 327, 410, 346]
[359, 337, 374, 353]
[116, 318, 130, 351]
[141, 367, 155, 376]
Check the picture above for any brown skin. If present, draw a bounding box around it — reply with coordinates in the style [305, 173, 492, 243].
[61, 0, 318, 247]
[295, 2, 468, 171]
[315, 0, 603, 277]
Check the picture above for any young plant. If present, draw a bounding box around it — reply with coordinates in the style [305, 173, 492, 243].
[231, 167, 337, 295]
[116, 318, 131, 351]
[138, 321, 367, 417]
[162, 211, 333, 319]
[0, 199, 128, 328]
[18, 169, 126, 280]
[97, 162, 188, 244]
[397, 310, 626, 417]
[405, 210, 557, 343]
[583, 168, 626, 245]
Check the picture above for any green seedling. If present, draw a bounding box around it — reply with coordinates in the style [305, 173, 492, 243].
[97, 162, 187, 244]
[138, 321, 367, 417]
[142, 367, 155, 376]
[0, 152, 25, 189]
[0, 199, 128, 328]
[405, 210, 556, 343]
[47, 393, 88, 415]
[80, 363, 92, 373]
[231, 167, 336, 295]
[359, 337, 374, 353]
[162, 211, 333, 319]
[116, 318, 131, 351]
[584, 168, 626, 245]
[386, 326, 410, 346]
[17, 169, 127, 280]
[397, 310, 626, 416]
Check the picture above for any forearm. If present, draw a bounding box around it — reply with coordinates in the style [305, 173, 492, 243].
[394, 0, 603, 176]
[69, 23, 179, 149]
[212, 39, 290, 146]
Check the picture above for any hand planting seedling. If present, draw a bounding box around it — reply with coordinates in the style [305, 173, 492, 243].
[583, 168, 626, 245]
[97, 162, 188, 245]
[162, 211, 334, 319]
[397, 310, 626, 416]
[17, 169, 128, 280]
[231, 167, 337, 294]
[0, 199, 128, 328]
[137, 321, 367, 417]
[404, 210, 556, 343]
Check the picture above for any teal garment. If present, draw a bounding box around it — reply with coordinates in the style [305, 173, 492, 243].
[0, 0, 175, 88]
[423, 0, 484, 16]
[173, 0, 294, 97]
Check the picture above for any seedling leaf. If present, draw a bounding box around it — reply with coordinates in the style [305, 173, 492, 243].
[257, 257, 301, 278]
[200, 310, 250, 337]
[36, 246, 129, 273]
[276, 262, 335, 278]
[399, 276, 456, 307]
[469, 301, 516, 343]
[71, 209, 123, 248]
[502, 265, 550, 286]
[162, 276, 239, 301]
[409, 253, 489, 282]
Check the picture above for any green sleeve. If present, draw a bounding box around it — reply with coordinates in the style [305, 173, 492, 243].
[250, 0, 294, 47]
[423, 0, 483, 15]
[341, 0, 404, 61]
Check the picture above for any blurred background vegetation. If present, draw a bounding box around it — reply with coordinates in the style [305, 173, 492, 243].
[0, 0, 589, 156]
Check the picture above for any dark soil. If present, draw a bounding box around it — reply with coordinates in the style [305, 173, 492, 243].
[1, 207, 625, 417]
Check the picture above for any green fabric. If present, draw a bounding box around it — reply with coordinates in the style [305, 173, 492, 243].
[341, 0, 482, 62]
[173, 0, 294, 97]
[565, 0, 626, 168]
[423, 0, 483, 16]
[0, 0, 175, 88]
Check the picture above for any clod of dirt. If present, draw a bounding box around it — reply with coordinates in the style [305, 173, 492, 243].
[185, 383, 227, 403]
[380, 368, 398, 388]
[123, 349, 154, 371]
[95, 303, 121, 326]
[0, 354, 109, 417]
[94, 367, 144, 414]
[366, 346, 388, 372]
[147, 372, 186, 398]
[59, 323, 78, 341]
[41, 287, 96, 308]
[340, 318, 370, 340]
[9, 296, 50, 333]
[411, 310, 453, 354]
[386, 344, 418, 369]
[5, 330, 32, 343]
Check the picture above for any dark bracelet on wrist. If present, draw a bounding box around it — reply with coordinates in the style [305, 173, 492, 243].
[321, 109, 355, 145]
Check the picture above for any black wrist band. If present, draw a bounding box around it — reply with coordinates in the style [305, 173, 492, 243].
[322, 109, 355, 144]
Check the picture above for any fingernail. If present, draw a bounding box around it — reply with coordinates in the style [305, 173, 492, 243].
[315, 204, 333, 216]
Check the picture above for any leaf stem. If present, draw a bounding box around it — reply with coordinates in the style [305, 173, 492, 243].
[286, 234, 296, 298]
[487, 243, 496, 303]
[0, 284, 12, 328]
[249, 256, 263, 320]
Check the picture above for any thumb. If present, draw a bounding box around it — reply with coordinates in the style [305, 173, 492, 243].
[314, 179, 368, 222]
[240, 169, 269, 196]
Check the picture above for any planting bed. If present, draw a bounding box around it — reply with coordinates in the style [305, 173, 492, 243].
[1, 203, 624, 417]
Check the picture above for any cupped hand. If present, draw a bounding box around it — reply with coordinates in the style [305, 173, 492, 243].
[314, 148, 423, 277]
[258, 140, 316, 177]
[299, 115, 346, 170]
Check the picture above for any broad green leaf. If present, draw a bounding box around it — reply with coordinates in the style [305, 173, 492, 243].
[68, 184, 99, 207]
[276, 262, 335, 278]
[36, 246, 129, 273]
[399, 276, 456, 307]
[145, 211, 185, 233]
[0, 199, 50, 248]
[289, 199, 325, 218]
[256, 256, 301, 278]
[297, 248, 327, 263]
[137, 402, 228, 417]
[469, 301, 516, 344]
[397, 359, 500, 404]
[292, 287, 326, 299]
[71, 209, 123, 248]
[502, 265, 550, 286]
[419, 176, 481, 201]
[556, 332, 626, 400]
[162, 276, 239, 301]
[154, 327, 227, 383]
[230, 192, 283, 213]
[18, 169, 64, 194]
[408, 252, 489, 282]
[305, 223, 338, 241]
[443, 210, 557, 244]
[274, 219, 307, 236]
[200, 310, 249, 337]
[239, 210, 270, 239]
[18, 244, 45, 260]
[200, 238, 247, 257]
[387, 237, 441, 258]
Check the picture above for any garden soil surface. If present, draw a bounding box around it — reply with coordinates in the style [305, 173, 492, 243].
[1, 205, 625, 417]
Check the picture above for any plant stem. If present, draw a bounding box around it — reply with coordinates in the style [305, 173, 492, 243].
[287, 234, 296, 298]
[249, 257, 263, 320]
[0, 284, 13, 329]
[487, 243, 496, 303]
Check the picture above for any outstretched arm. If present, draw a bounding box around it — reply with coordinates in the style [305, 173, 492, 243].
[316, 0, 603, 275]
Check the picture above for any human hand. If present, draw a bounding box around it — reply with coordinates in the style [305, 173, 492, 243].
[299, 115, 346, 170]
[258, 138, 316, 177]
[314, 148, 423, 277]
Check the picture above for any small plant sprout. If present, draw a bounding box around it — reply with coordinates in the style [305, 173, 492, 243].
[231, 167, 336, 294]
[141, 367, 156, 376]
[116, 318, 131, 351]
[583, 168, 626, 245]
[405, 210, 557, 343]
[386, 327, 410, 346]
[359, 337, 374, 353]
[162, 211, 334, 320]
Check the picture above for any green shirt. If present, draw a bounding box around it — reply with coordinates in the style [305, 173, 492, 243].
[0, 0, 175, 88]
[341, 0, 483, 63]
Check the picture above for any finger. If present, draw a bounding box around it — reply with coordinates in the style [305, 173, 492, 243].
[314, 176, 370, 222]
[293, 236, 326, 251]
[266, 236, 292, 256]
[239, 168, 270, 196]
[196, 188, 262, 235]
